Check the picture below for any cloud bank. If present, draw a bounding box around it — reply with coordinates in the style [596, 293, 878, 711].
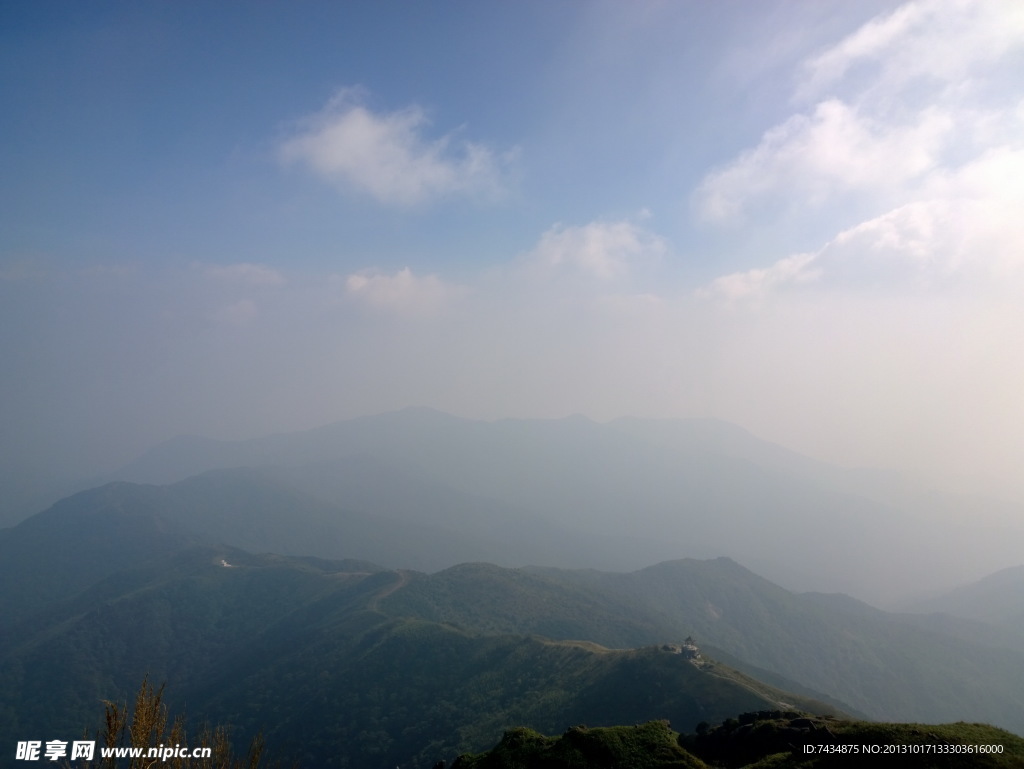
[698, 0, 1024, 300]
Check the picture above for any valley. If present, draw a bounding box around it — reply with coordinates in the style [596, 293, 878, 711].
[2, 410, 1024, 766]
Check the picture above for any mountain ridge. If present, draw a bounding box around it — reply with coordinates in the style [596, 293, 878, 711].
[9, 408, 1024, 604]
[89, 408, 1021, 603]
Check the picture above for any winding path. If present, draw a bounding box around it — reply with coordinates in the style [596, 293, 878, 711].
[368, 569, 410, 611]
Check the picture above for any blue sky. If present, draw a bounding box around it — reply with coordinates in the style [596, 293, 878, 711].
[3, 0, 1024, 504]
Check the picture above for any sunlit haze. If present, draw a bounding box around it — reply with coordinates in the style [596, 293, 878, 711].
[3, 0, 1024, 505]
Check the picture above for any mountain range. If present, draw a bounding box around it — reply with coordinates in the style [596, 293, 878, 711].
[3, 408, 1024, 766]
[11, 407, 1023, 606]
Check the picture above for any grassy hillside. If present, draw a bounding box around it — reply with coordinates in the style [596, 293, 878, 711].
[684, 712, 1024, 768]
[214, 619, 841, 768]
[454, 720, 708, 769]
[5, 471, 1024, 764]
[0, 482, 197, 625]
[383, 559, 1024, 734]
[0, 547, 384, 743]
[458, 714, 1024, 769]
[0, 543, 841, 768]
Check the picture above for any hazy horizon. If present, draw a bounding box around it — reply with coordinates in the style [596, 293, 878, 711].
[4, 1, 1024, 506]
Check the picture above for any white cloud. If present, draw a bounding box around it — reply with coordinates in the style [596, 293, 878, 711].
[202, 263, 285, 286]
[699, 0, 1024, 302]
[703, 253, 821, 303]
[696, 99, 953, 222]
[704, 144, 1024, 302]
[340, 267, 467, 317]
[832, 150, 1024, 283]
[524, 219, 667, 280]
[798, 0, 1024, 102]
[280, 89, 512, 206]
[695, 0, 1024, 225]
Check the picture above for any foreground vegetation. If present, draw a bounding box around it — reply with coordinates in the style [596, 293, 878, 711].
[683, 711, 1024, 768]
[457, 711, 1024, 769]
[74, 679, 1024, 768]
[69, 678, 288, 769]
[453, 720, 705, 769]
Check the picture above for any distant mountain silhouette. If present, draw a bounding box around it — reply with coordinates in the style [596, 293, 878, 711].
[89, 407, 1024, 602]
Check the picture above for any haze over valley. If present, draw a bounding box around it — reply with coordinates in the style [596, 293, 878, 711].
[9, 406, 1021, 607]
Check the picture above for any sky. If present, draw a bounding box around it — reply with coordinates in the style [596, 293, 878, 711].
[2, 0, 1024, 504]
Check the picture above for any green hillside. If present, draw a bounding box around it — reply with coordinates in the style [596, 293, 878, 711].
[5, 474, 1024, 765]
[0, 542, 840, 768]
[383, 559, 1024, 733]
[459, 714, 1024, 769]
[684, 712, 1024, 768]
[0, 482, 197, 625]
[220, 624, 842, 767]
[453, 720, 708, 769]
